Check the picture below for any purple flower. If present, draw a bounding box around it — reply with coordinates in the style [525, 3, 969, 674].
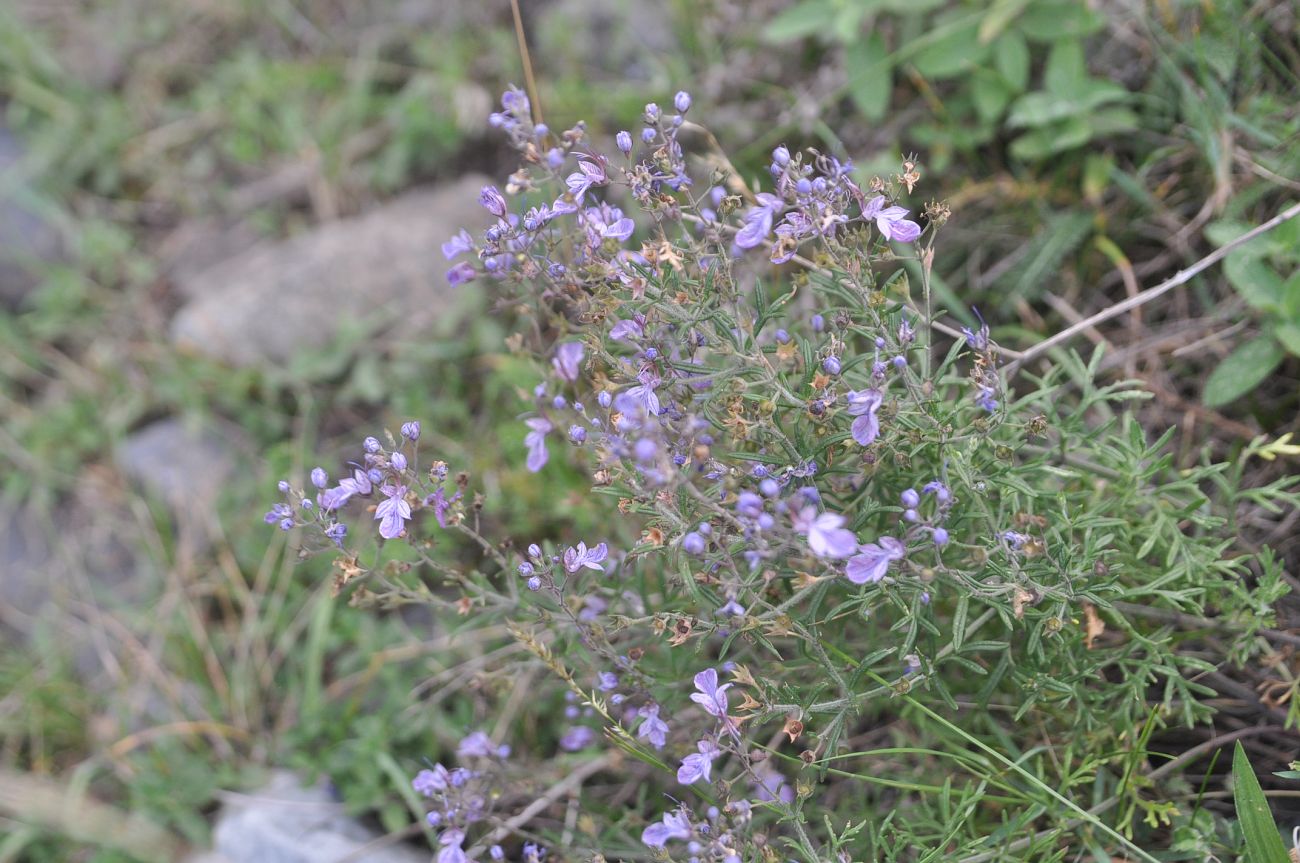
[310, 467, 328, 489]
[734, 193, 783, 249]
[637, 704, 669, 749]
[609, 314, 647, 341]
[923, 480, 951, 502]
[524, 417, 552, 472]
[568, 424, 587, 444]
[863, 195, 921, 243]
[597, 671, 619, 691]
[320, 468, 373, 510]
[718, 598, 745, 617]
[501, 87, 530, 117]
[626, 369, 661, 416]
[633, 438, 658, 462]
[401, 420, 421, 441]
[447, 262, 476, 286]
[563, 541, 609, 573]
[690, 669, 737, 738]
[845, 537, 906, 584]
[681, 532, 706, 555]
[390, 452, 407, 472]
[375, 484, 411, 539]
[772, 145, 791, 166]
[559, 726, 595, 751]
[441, 230, 473, 260]
[602, 216, 635, 242]
[479, 185, 507, 217]
[642, 810, 693, 848]
[677, 738, 721, 785]
[845, 389, 883, 446]
[457, 731, 497, 759]
[437, 829, 468, 863]
[616, 130, 633, 155]
[565, 158, 608, 199]
[324, 523, 347, 548]
[822, 355, 842, 375]
[553, 342, 584, 382]
[426, 486, 461, 528]
[735, 491, 764, 519]
[751, 762, 795, 804]
[933, 527, 950, 546]
[792, 506, 858, 559]
[901, 488, 920, 508]
[674, 90, 692, 113]
[413, 764, 450, 796]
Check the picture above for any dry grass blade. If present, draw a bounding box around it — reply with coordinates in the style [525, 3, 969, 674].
[0, 769, 187, 862]
[1007, 200, 1300, 376]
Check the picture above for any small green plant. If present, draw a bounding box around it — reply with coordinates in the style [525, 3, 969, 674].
[1202, 207, 1300, 407]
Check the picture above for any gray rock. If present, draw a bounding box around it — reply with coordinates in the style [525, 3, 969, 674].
[168, 175, 492, 369]
[116, 417, 241, 552]
[537, 0, 676, 83]
[213, 771, 428, 863]
[0, 126, 64, 308]
[0, 487, 146, 641]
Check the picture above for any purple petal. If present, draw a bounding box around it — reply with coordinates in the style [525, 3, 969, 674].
[845, 547, 890, 584]
[526, 439, 549, 472]
[810, 525, 858, 559]
[891, 219, 921, 243]
[603, 217, 635, 242]
[851, 413, 880, 446]
[734, 208, 773, 249]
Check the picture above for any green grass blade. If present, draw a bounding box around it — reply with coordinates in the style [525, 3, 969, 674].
[1233, 741, 1291, 863]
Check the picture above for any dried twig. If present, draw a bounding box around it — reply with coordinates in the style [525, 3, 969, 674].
[1006, 200, 1300, 376]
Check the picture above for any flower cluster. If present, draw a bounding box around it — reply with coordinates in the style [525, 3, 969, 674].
[412, 732, 532, 863]
[262, 85, 1151, 860]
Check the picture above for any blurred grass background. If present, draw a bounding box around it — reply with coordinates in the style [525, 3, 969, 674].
[0, 0, 1296, 859]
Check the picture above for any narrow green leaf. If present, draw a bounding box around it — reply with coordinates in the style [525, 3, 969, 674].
[1233, 741, 1291, 863]
[1203, 336, 1285, 407]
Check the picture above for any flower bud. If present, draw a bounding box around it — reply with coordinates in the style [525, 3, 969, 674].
[682, 532, 706, 555]
[822, 356, 842, 375]
[772, 145, 790, 166]
[479, 185, 508, 218]
[616, 130, 633, 154]
[390, 452, 407, 472]
[674, 90, 692, 113]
